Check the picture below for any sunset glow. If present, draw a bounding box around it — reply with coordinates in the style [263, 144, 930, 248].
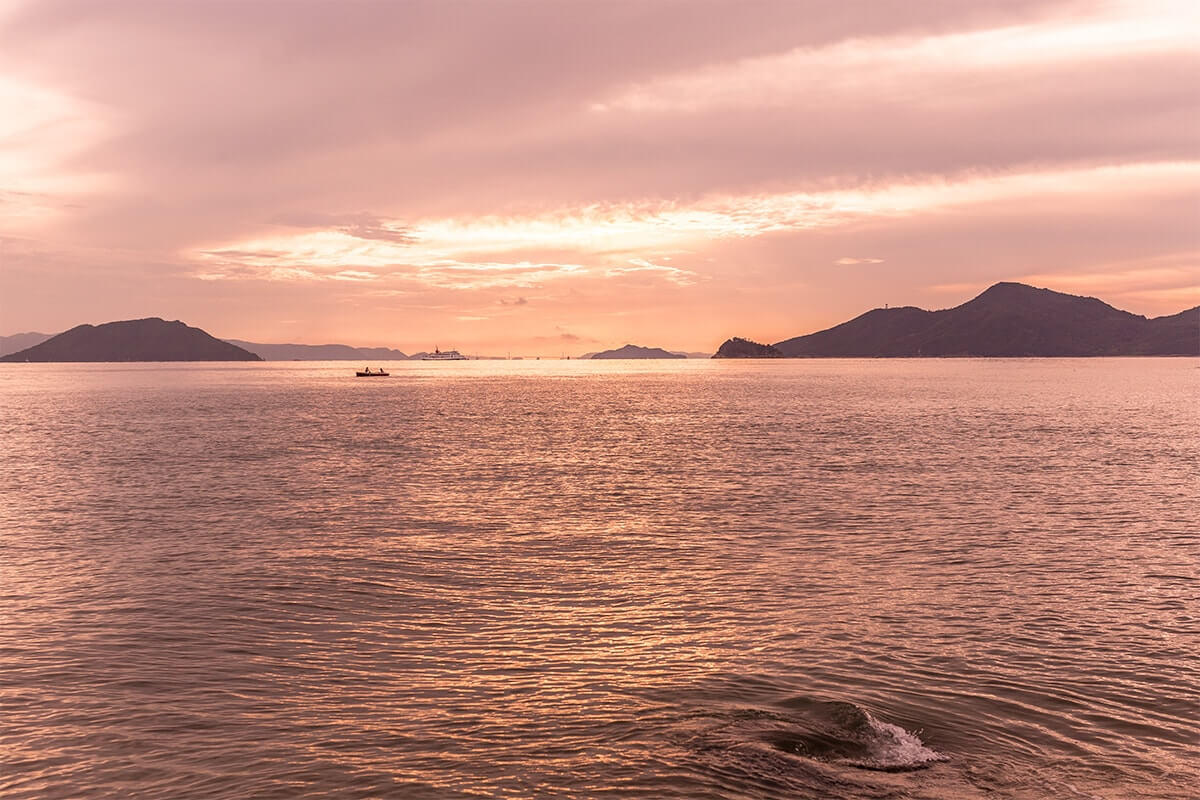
[0, 0, 1196, 353]
[3, 5, 1199, 799]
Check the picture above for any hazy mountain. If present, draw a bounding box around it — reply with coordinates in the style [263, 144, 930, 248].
[589, 344, 687, 359]
[772, 283, 1199, 357]
[0, 318, 262, 362]
[712, 337, 784, 358]
[0, 331, 54, 357]
[226, 340, 409, 361]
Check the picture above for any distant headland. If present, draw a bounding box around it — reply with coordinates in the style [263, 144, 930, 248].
[589, 344, 686, 359]
[715, 282, 1199, 357]
[0, 318, 262, 362]
[225, 340, 409, 361]
[0, 331, 53, 356]
[713, 338, 784, 358]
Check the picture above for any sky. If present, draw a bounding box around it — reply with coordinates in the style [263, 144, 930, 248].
[0, 0, 1197, 355]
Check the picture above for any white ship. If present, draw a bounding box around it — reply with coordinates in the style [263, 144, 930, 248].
[421, 347, 469, 361]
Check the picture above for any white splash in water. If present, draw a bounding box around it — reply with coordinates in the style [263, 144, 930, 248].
[841, 712, 949, 771]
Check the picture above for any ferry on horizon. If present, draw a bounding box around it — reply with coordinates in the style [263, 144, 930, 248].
[421, 347, 469, 361]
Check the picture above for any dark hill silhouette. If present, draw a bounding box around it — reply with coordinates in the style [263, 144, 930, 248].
[225, 340, 408, 361]
[0, 318, 262, 362]
[773, 283, 1198, 357]
[590, 344, 686, 359]
[1129, 306, 1200, 355]
[713, 337, 784, 358]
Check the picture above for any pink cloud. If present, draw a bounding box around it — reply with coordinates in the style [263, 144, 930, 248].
[0, 0, 1196, 352]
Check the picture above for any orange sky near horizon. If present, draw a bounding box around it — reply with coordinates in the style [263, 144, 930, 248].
[0, 0, 1197, 355]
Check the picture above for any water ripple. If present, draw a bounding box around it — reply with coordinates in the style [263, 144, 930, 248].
[1, 359, 1197, 799]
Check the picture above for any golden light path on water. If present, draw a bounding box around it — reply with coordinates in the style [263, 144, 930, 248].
[1, 359, 1197, 799]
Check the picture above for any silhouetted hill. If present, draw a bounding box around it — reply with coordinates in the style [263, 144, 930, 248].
[226, 340, 409, 361]
[713, 337, 784, 358]
[0, 318, 262, 362]
[0, 331, 53, 357]
[773, 283, 1198, 357]
[1130, 306, 1200, 355]
[590, 344, 686, 359]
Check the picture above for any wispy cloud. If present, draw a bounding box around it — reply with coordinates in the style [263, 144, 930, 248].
[190, 160, 1199, 288]
[532, 329, 590, 344]
[593, 1, 1198, 114]
[1017, 252, 1200, 310]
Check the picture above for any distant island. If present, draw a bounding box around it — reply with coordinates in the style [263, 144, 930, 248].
[713, 337, 784, 358]
[590, 344, 687, 359]
[719, 283, 1199, 357]
[225, 340, 409, 361]
[0, 318, 262, 362]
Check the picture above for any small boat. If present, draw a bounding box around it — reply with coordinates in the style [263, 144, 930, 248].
[421, 347, 468, 361]
[356, 368, 389, 377]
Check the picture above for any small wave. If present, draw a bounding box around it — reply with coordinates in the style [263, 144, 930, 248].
[838, 711, 948, 771]
[768, 699, 948, 772]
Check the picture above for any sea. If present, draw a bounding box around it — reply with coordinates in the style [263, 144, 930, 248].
[1, 358, 1196, 800]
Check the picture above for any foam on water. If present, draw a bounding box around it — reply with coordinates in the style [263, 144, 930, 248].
[839, 711, 949, 771]
[759, 698, 947, 772]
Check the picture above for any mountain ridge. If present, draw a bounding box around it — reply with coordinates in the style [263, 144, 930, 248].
[590, 344, 686, 359]
[0, 332, 53, 357]
[225, 340, 409, 361]
[768, 283, 1198, 357]
[0, 318, 262, 362]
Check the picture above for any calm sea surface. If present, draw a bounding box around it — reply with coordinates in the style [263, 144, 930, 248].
[1, 359, 1196, 799]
